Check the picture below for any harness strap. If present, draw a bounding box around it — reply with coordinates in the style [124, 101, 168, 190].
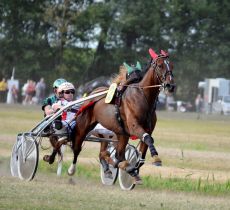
[115, 104, 129, 136]
[76, 101, 96, 116]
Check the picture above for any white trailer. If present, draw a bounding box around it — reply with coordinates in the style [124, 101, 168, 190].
[198, 78, 230, 113]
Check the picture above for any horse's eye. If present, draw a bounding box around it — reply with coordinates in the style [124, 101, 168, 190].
[158, 64, 163, 68]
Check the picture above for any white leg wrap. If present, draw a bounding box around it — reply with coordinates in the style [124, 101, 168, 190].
[57, 161, 62, 176]
[68, 163, 76, 176]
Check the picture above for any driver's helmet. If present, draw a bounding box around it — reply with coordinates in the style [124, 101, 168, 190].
[53, 78, 67, 88]
[57, 82, 75, 93]
[124, 61, 142, 76]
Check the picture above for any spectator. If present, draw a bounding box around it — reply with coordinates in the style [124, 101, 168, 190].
[195, 94, 203, 119]
[0, 78, 7, 103]
[35, 78, 46, 104]
[24, 80, 36, 104]
[11, 84, 18, 103]
[22, 80, 29, 104]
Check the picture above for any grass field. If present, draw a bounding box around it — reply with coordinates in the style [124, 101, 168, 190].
[1, 103, 230, 209]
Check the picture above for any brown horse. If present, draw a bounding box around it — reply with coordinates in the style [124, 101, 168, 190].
[67, 49, 175, 182]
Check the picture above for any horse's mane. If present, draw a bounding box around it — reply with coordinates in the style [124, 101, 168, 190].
[142, 59, 152, 75]
[112, 65, 127, 84]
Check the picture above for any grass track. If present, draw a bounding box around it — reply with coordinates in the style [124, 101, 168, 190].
[1, 104, 230, 209]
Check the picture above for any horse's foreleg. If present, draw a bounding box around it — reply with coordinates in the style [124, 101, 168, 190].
[127, 122, 161, 166]
[127, 121, 158, 156]
[137, 141, 148, 168]
[138, 133, 161, 166]
[142, 133, 158, 156]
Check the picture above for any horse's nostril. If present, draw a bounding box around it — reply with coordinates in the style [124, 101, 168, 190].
[164, 84, 176, 92]
[165, 84, 171, 89]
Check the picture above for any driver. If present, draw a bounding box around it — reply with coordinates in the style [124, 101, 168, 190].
[51, 82, 79, 133]
[42, 78, 67, 116]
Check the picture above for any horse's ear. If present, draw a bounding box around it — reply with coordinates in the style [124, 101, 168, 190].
[123, 62, 129, 69]
[123, 62, 133, 74]
[160, 50, 169, 57]
[149, 48, 158, 60]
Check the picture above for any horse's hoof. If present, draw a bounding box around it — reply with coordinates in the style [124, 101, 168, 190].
[43, 155, 50, 163]
[118, 160, 129, 170]
[152, 155, 162, 166]
[100, 151, 110, 159]
[104, 169, 113, 179]
[133, 175, 143, 185]
[48, 156, 55, 164]
[68, 164, 76, 176]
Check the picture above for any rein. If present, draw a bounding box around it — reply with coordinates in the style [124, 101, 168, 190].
[121, 84, 162, 89]
[120, 62, 163, 90]
[120, 57, 171, 90]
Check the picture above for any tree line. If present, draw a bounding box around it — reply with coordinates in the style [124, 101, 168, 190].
[0, 0, 229, 101]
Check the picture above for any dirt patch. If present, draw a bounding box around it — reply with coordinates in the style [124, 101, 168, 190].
[158, 146, 230, 161]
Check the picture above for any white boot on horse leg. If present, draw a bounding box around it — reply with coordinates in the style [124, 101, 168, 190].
[57, 145, 65, 176]
[68, 163, 76, 176]
[57, 161, 62, 176]
[57, 152, 64, 176]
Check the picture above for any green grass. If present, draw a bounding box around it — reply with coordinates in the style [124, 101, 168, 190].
[37, 160, 230, 196]
[38, 160, 101, 181]
[0, 105, 42, 135]
[1, 104, 230, 152]
[154, 118, 230, 152]
[143, 176, 230, 195]
[2, 104, 230, 202]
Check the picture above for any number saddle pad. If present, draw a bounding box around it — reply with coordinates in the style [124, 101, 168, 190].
[105, 83, 117, 104]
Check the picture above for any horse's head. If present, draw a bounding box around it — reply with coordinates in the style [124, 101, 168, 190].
[149, 48, 176, 93]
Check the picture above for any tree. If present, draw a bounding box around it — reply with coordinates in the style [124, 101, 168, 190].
[0, 0, 229, 101]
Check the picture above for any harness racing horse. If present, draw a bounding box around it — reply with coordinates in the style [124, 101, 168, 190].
[68, 49, 175, 182]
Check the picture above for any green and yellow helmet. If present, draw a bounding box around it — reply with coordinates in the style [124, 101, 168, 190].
[53, 78, 67, 88]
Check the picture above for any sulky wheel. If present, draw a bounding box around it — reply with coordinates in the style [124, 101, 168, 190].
[10, 142, 20, 177]
[18, 137, 39, 181]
